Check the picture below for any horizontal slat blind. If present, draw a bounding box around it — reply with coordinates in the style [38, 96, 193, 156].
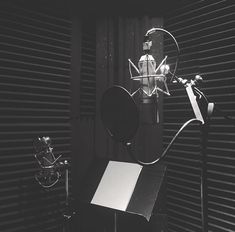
[80, 20, 96, 117]
[0, 2, 71, 232]
[164, 0, 235, 231]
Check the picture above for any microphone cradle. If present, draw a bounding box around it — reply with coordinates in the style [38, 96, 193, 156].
[128, 28, 179, 124]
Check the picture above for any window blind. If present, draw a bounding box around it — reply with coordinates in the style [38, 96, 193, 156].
[164, 0, 235, 231]
[0, 2, 72, 231]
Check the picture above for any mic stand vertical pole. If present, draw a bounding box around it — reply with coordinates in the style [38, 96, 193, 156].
[63, 160, 73, 232]
[200, 120, 209, 232]
[114, 211, 118, 232]
[199, 101, 214, 232]
[65, 162, 69, 207]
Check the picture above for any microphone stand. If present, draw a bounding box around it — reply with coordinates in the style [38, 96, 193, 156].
[176, 76, 235, 232]
[33, 138, 76, 232]
[62, 160, 75, 232]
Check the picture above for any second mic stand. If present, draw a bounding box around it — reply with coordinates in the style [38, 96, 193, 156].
[61, 160, 76, 232]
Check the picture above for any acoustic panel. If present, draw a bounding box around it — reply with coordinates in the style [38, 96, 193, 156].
[164, 1, 235, 231]
[0, 1, 72, 231]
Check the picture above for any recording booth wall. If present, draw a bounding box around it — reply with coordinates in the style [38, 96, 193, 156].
[73, 13, 165, 232]
[0, 1, 234, 232]
[163, 1, 235, 232]
[0, 1, 72, 232]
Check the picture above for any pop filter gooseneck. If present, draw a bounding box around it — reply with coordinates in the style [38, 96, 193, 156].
[145, 27, 180, 82]
[100, 28, 203, 166]
[100, 85, 203, 166]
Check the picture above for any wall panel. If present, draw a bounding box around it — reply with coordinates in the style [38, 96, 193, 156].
[95, 16, 164, 163]
[164, 0, 235, 231]
[0, 1, 72, 231]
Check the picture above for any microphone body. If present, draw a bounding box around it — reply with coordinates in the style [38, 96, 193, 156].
[138, 54, 156, 99]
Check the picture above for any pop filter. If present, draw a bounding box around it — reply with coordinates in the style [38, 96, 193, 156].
[100, 85, 139, 143]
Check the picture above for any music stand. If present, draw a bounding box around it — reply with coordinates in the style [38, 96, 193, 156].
[79, 159, 166, 231]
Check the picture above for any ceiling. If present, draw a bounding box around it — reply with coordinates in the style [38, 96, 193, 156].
[10, 0, 192, 17]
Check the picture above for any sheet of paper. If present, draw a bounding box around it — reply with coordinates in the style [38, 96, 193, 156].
[91, 161, 142, 211]
[186, 85, 204, 124]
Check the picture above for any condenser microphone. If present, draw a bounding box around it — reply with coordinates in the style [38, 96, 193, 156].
[33, 136, 63, 188]
[127, 27, 180, 124]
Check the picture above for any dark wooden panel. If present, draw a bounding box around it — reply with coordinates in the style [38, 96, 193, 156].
[164, 0, 235, 231]
[0, 1, 71, 232]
